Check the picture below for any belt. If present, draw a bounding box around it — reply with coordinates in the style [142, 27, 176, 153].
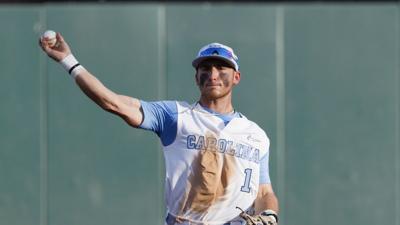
[165, 213, 233, 225]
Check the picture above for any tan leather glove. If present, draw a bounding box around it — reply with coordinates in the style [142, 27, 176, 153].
[257, 210, 278, 225]
[237, 208, 278, 225]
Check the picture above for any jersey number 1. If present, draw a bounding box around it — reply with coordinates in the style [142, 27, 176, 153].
[240, 168, 252, 193]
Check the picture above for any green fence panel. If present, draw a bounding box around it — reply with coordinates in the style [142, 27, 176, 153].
[0, 6, 42, 225]
[284, 5, 399, 225]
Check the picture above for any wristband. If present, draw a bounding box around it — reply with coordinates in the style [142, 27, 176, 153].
[60, 54, 85, 79]
[260, 209, 278, 223]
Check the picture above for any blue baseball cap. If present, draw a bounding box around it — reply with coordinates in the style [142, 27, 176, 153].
[192, 43, 239, 71]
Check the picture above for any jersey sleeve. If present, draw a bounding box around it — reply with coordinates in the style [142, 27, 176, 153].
[139, 100, 178, 146]
[259, 151, 271, 184]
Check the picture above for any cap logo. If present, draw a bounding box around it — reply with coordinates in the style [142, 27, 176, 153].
[212, 50, 219, 55]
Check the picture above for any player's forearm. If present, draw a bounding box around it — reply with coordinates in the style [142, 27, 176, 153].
[255, 184, 279, 214]
[73, 70, 144, 127]
[74, 70, 122, 112]
[254, 192, 279, 214]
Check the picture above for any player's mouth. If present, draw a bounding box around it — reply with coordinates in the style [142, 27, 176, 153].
[205, 83, 222, 87]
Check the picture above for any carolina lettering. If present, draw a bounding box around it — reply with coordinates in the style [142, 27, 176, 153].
[186, 135, 260, 163]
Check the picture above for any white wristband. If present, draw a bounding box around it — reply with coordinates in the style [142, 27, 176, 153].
[60, 54, 85, 79]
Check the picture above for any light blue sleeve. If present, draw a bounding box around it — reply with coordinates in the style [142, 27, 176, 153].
[259, 150, 271, 184]
[139, 100, 178, 146]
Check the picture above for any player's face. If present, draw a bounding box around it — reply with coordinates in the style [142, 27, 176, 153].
[195, 59, 240, 100]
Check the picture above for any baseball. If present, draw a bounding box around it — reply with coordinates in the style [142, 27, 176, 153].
[42, 30, 57, 47]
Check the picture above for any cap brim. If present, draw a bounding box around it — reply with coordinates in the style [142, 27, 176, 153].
[192, 56, 237, 71]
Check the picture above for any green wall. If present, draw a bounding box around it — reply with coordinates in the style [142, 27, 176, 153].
[0, 3, 399, 225]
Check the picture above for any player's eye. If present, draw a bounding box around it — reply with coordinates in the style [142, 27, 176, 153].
[214, 65, 224, 70]
[198, 65, 211, 71]
[219, 66, 232, 71]
[198, 72, 211, 78]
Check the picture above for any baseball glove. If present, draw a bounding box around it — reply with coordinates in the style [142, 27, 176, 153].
[236, 207, 278, 225]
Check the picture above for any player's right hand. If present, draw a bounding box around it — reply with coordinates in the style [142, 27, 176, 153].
[39, 32, 71, 62]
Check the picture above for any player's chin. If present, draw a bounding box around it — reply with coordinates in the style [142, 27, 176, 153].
[202, 87, 218, 93]
[202, 90, 227, 99]
[202, 84, 224, 91]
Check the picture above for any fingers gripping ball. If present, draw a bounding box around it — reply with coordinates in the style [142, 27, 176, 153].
[41, 30, 57, 47]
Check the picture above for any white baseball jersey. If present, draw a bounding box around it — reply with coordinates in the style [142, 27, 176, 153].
[162, 101, 270, 224]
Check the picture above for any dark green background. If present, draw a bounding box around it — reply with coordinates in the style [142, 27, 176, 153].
[0, 3, 399, 225]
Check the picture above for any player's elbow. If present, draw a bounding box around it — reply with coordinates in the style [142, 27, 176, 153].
[101, 101, 127, 120]
[96, 97, 123, 119]
[101, 100, 118, 113]
[96, 92, 121, 112]
[102, 101, 143, 128]
[257, 184, 276, 198]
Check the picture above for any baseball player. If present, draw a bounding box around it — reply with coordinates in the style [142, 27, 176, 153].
[40, 32, 279, 225]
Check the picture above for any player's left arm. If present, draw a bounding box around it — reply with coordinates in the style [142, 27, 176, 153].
[253, 140, 279, 224]
[254, 184, 279, 214]
[254, 184, 279, 224]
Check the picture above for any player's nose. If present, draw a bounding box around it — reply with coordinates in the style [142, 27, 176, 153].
[209, 66, 220, 80]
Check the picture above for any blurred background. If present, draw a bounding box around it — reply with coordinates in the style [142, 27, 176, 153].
[0, 1, 399, 225]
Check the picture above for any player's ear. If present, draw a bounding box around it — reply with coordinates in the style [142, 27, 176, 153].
[233, 71, 241, 85]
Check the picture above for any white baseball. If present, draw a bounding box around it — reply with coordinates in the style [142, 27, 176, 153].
[42, 30, 57, 47]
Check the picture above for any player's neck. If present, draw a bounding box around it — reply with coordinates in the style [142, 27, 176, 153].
[198, 96, 234, 114]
